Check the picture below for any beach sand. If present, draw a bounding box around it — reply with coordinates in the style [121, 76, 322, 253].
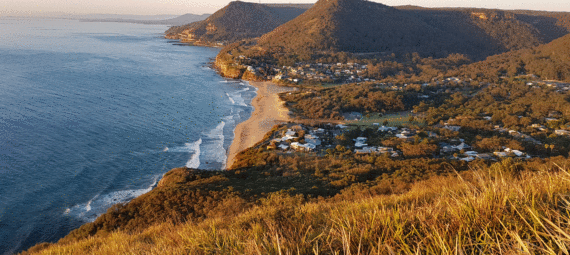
[226, 81, 295, 169]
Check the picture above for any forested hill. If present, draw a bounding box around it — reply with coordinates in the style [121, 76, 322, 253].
[164, 2, 311, 44]
[257, 0, 467, 58]
[252, 0, 570, 60]
[461, 33, 570, 82]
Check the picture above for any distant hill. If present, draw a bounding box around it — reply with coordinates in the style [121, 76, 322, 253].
[163, 13, 211, 26]
[79, 13, 210, 26]
[397, 7, 570, 51]
[165, 2, 311, 44]
[463, 33, 570, 82]
[256, 0, 570, 60]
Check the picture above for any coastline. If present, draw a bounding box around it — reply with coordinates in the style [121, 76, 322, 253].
[226, 81, 296, 169]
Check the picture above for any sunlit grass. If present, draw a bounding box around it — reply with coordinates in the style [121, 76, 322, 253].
[25, 161, 570, 254]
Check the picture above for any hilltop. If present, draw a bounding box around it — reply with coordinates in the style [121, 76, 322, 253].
[258, 0, 467, 57]
[165, 2, 311, 45]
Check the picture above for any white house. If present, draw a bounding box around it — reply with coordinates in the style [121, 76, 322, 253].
[378, 126, 398, 132]
[453, 143, 471, 151]
[291, 142, 316, 152]
[305, 134, 322, 146]
[494, 152, 508, 157]
[354, 137, 368, 147]
[285, 129, 296, 136]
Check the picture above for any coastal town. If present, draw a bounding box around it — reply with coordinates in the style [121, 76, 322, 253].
[258, 117, 567, 164]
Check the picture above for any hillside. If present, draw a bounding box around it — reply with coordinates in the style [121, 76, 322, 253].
[165, 2, 311, 45]
[22, 158, 570, 254]
[462, 33, 570, 81]
[258, 0, 469, 57]
[232, 0, 570, 61]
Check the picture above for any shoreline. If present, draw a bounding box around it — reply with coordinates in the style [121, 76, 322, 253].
[226, 81, 296, 169]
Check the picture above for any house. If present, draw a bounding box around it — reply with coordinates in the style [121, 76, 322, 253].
[460, 156, 475, 162]
[396, 130, 414, 139]
[509, 130, 520, 136]
[494, 152, 508, 157]
[464, 151, 479, 156]
[354, 137, 368, 147]
[337, 124, 348, 129]
[476, 153, 495, 160]
[305, 134, 322, 146]
[505, 148, 525, 157]
[441, 145, 456, 153]
[377, 147, 394, 154]
[291, 142, 316, 152]
[278, 144, 290, 150]
[555, 130, 570, 136]
[282, 135, 297, 141]
[444, 125, 461, 132]
[355, 147, 377, 154]
[453, 143, 471, 151]
[285, 129, 296, 136]
[378, 126, 398, 132]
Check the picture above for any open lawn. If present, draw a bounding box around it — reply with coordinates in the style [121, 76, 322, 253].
[346, 112, 423, 127]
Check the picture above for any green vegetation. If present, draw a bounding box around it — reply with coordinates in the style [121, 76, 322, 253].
[280, 83, 449, 120]
[24, 158, 570, 254]
[347, 112, 422, 127]
[460, 34, 570, 82]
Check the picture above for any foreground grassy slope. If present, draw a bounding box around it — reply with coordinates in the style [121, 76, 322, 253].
[24, 159, 570, 254]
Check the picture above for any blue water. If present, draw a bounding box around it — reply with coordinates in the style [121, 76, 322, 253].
[0, 18, 255, 254]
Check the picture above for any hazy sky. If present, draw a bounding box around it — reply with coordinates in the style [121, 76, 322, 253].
[2, 0, 570, 16]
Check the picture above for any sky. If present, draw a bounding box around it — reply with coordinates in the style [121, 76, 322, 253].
[2, 0, 570, 16]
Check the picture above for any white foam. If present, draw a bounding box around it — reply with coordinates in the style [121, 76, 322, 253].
[200, 121, 227, 169]
[64, 176, 160, 222]
[185, 138, 202, 169]
[228, 91, 247, 106]
[220, 80, 239, 83]
[226, 92, 236, 105]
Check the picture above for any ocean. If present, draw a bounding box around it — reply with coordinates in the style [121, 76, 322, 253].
[0, 18, 255, 254]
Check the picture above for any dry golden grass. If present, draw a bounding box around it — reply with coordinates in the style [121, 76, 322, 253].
[24, 161, 570, 254]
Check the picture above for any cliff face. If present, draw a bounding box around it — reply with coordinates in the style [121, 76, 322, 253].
[213, 54, 266, 81]
[214, 55, 244, 79]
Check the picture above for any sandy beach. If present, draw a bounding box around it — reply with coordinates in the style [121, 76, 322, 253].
[226, 81, 295, 169]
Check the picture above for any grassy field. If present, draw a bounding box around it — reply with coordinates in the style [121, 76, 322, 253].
[346, 112, 423, 127]
[24, 160, 570, 254]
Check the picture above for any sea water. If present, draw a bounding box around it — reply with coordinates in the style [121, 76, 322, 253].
[0, 18, 255, 254]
